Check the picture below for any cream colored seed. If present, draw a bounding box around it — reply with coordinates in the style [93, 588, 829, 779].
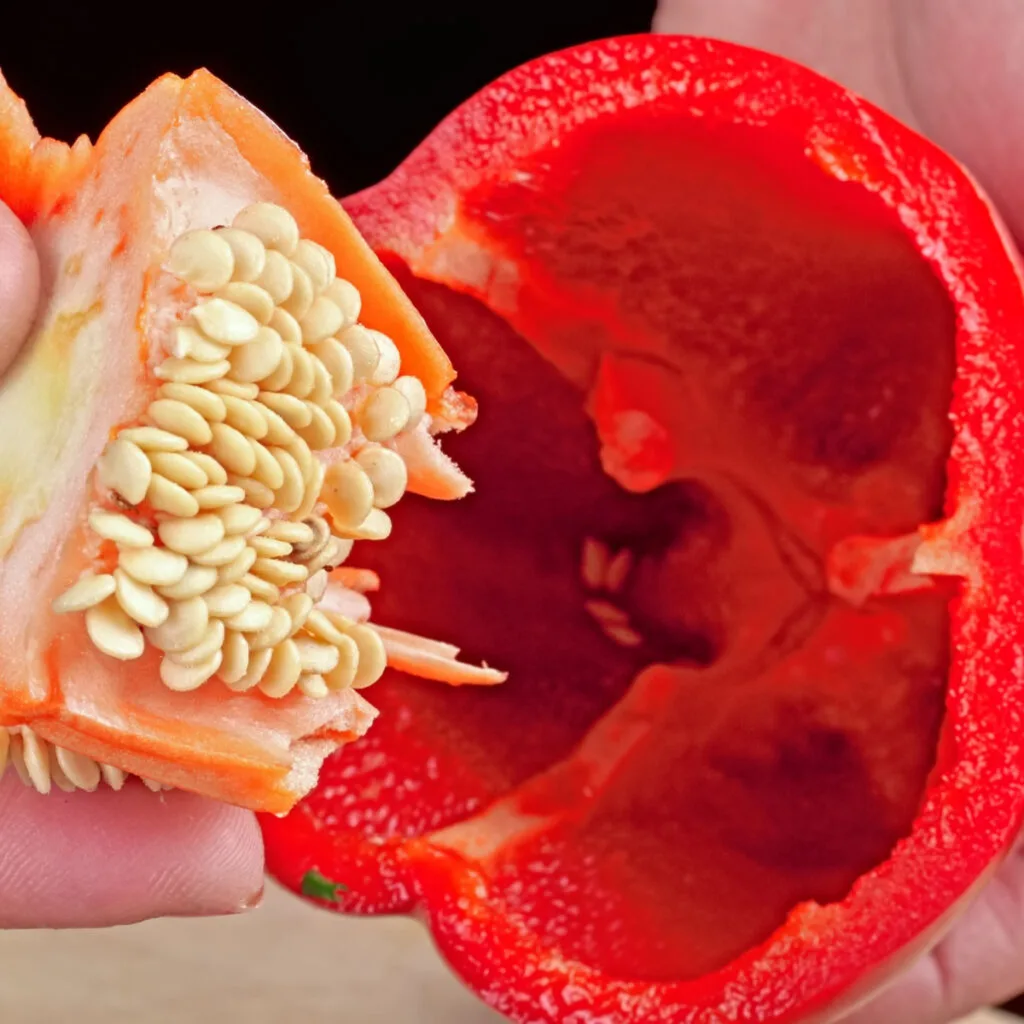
[228, 326, 284, 384]
[285, 436, 315, 486]
[310, 338, 354, 396]
[259, 342, 294, 392]
[584, 599, 630, 627]
[158, 514, 225, 556]
[147, 474, 201, 517]
[292, 517, 330, 562]
[21, 729, 51, 793]
[581, 537, 610, 590]
[192, 298, 260, 345]
[258, 639, 302, 698]
[148, 451, 208, 490]
[304, 608, 347, 646]
[393, 375, 427, 428]
[113, 568, 169, 628]
[226, 600, 274, 632]
[305, 569, 329, 602]
[170, 325, 233, 363]
[367, 330, 401, 386]
[269, 448, 304, 512]
[221, 395, 268, 439]
[347, 623, 387, 689]
[325, 401, 353, 447]
[282, 263, 314, 320]
[305, 537, 346, 576]
[605, 623, 644, 648]
[269, 307, 302, 345]
[167, 229, 235, 291]
[286, 345, 316, 398]
[296, 403, 336, 450]
[160, 649, 222, 692]
[295, 459, 325, 521]
[156, 563, 218, 600]
[224, 644, 272, 691]
[249, 606, 293, 650]
[205, 377, 259, 400]
[192, 484, 247, 510]
[292, 239, 334, 293]
[56, 747, 101, 792]
[267, 520, 313, 545]
[338, 325, 380, 380]
[53, 573, 116, 614]
[217, 545, 259, 585]
[218, 630, 250, 684]
[294, 636, 339, 675]
[252, 557, 308, 587]
[170, 619, 226, 667]
[203, 583, 251, 618]
[239, 572, 279, 603]
[249, 438, 285, 490]
[323, 278, 361, 328]
[259, 404, 297, 445]
[298, 674, 330, 699]
[191, 534, 247, 568]
[325, 634, 360, 690]
[339, 508, 392, 542]
[147, 399, 213, 447]
[100, 764, 127, 791]
[217, 504, 264, 535]
[86, 598, 146, 660]
[605, 550, 634, 593]
[87, 509, 153, 547]
[310, 357, 333, 406]
[118, 426, 188, 453]
[120, 546, 189, 587]
[358, 387, 410, 442]
[233, 203, 299, 256]
[96, 439, 152, 505]
[7, 732, 32, 789]
[181, 451, 228, 485]
[154, 357, 231, 384]
[255, 249, 294, 304]
[259, 390, 312, 429]
[217, 282, 274, 324]
[228, 474, 275, 509]
[321, 459, 374, 528]
[249, 535, 292, 559]
[147, 596, 209, 652]
[355, 445, 408, 509]
[215, 226, 266, 282]
[283, 592, 314, 634]
[299, 295, 343, 345]
[207, 423, 257, 476]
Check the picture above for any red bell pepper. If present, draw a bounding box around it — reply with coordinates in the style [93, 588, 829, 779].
[260, 33, 1024, 1023]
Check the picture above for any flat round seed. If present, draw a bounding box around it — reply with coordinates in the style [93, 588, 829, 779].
[192, 298, 260, 345]
[307, 536, 353, 575]
[292, 239, 334, 294]
[255, 248, 294, 304]
[358, 387, 410, 442]
[259, 403, 297, 445]
[207, 422, 257, 476]
[147, 399, 213, 447]
[53, 573, 117, 614]
[96, 439, 152, 505]
[218, 629, 250, 684]
[294, 635, 340, 674]
[295, 458, 325, 520]
[217, 282, 274, 324]
[117, 426, 189, 453]
[259, 341, 294, 392]
[226, 600, 274, 632]
[85, 598, 146, 660]
[88, 510, 154, 547]
[160, 648, 222, 692]
[283, 592, 314, 634]
[240, 572, 280, 602]
[113, 568, 169, 628]
[147, 595, 209, 652]
[147, 474, 201, 517]
[310, 338, 353, 396]
[285, 436, 315, 484]
[158, 383, 227, 423]
[310, 356, 333, 406]
[298, 673, 330, 699]
[249, 438, 285, 490]
[192, 484, 247, 510]
[342, 507, 392, 542]
[392, 375, 428, 428]
[296, 403, 336, 450]
[227, 474, 275, 509]
[156, 563, 218, 600]
[258, 639, 302, 697]
[356, 445, 408, 509]
[304, 608, 348, 646]
[170, 618, 226, 667]
[268, 520, 315, 545]
[338, 325, 380, 381]
[252, 557, 308, 587]
[119, 546, 189, 587]
[149, 451, 209, 490]
[281, 263, 314, 320]
[323, 278, 361, 329]
[217, 544, 259, 584]
[325, 633, 360, 690]
[299, 295, 343, 345]
[168, 229, 235, 291]
[225, 644, 272, 691]
[181, 451, 228, 485]
[204, 583, 252, 618]
[170, 325, 233, 363]
[269, 306, 302, 345]
[154, 357, 231, 384]
[233, 203, 299, 256]
[56, 747, 101, 793]
[259, 390, 312, 429]
[249, 606, 293, 650]
[285, 345, 316, 399]
[190, 533, 248, 568]
[249, 535, 292, 559]
[325, 401, 353, 446]
[305, 569, 329, 602]
[205, 378, 260, 400]
[321, 459, 374, 528]
[228, 326, 284, 384]
[100, 764, 128, 791]
[217, 504, 264, 535]
[348, 624, 387, 688]
[215, 226, 266, 282]
[158, 514, 225, 556]
[221, 395, 268, 439]
[269, 448, 304, 512]
[367, 330, 402, 386]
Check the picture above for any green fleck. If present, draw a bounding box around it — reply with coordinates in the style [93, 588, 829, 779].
[301, 868, 349, 902]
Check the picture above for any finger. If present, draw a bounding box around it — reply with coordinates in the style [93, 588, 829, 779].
[0, 773, 264, 927]
[0, 200, 40, 377]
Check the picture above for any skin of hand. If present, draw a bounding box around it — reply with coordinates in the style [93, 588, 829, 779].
[0, 199, 265, 927]
[651, 2, 1024, 1021]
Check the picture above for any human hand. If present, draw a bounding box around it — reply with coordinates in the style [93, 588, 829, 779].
[0, 199, 264, 928]
[650, 2, 1024, 1020]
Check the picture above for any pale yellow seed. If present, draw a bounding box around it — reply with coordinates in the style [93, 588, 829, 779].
[259, 341, 294, 391]
[269, 448, 304, 512]
[218, 630, 250, 684]
[298, 674, 330, 699]
[233, 203, 299, 256]
[240, 572, 280, 603]
[100, 763, 128, 791]
[285, 345, 316, 399]
[147, 596, 209, 652]
[181, 450, 228, 485]
[310, 357, 333, 406]
[338, 325, 380, 381]
[259, 403, 298, 445]
[53, 573, 117, 614]
[221, 394, 268, 439]
[118, 426, 189, 453]
[255, 249, 294, 304]
[113, 568, 169, 628]
[156, 563, 219, 600]
[304, 608, 348, 646]
[292, 239, 334, 294]
[258, 639, 302, 698]
[147, 398, 213, 446]
[310, 338, 354, 396]
[305, 569, 329, 602]
[228, 326, 284, 384]
[207, 423, 257, 476]
[215, 226, 266, 282]
[323, 278, 361, 328]
[325, 634, 361, 690]
[306, 536, 353, 575]
[154, 356, 231, 384]
[192, 298, 260, 345]
[217, 282, 274, 323]
[249, 438, 285, 490]
[393, 375, 428, 428]
[268, 520, 315, 545]
[205, 377, 260, 400]
[158, 514, 225, 556]
[252, 557, 308, 587]
[21, 729, 51, 793]
[269, 306, 302, 345]
[227, 473, 275, 509]
[160, 649, 222, 692]
[192, 484, 247, 510]
[295, 458, 325, 521]
[294, 635, 340, 675]
[225, 644, 272, 691]
[283, 592, 314, 634]
[169, 325, 233, 363]
[299, 295, 343, 345]
[226, 600, 274, 633]
[367, 330, 402, 386]
[119, 546, 189, 587]
[217, 504, 264, 535]
[170, 619, 226, 667]
[190, 534, 248, 568]
[217, 545, 259, 585]
[168, 229, 235, 291]
[286, 436, 315, 484]
[604, 550, 634, 594]
[249, 535, 292, 559]
[85, 598, 146, 660]
[259, 390, 312, 429]
[7, 732, 32, 789]
[358, 387, 410, 442]
[355, 445, 408, 509]
[347, 623, 387, 688]
[604, 623, 644, 648]
[321, 459, 374, 528]
[87, 510, 153, 547]
[148, 451, 208, 490]
[55, 747, 101, 793]
[96, 438, 152, 505]
[325, 401, 353, 447]
[296, 403, 336, 450]
[249, 606, 293, 650]
[203, 583, 252, 618]
[281, 263, 314, 320]
[147, 474, 201, 517]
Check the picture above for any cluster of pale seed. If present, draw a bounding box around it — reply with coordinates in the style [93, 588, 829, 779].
[50, 201, 423, 704]
[580, 536, 642, 648]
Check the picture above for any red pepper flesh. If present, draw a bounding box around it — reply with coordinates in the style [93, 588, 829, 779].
[261, 34, 1024, 1023]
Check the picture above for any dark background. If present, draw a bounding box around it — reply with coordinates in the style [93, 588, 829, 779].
[3, 2, 1023, 1018]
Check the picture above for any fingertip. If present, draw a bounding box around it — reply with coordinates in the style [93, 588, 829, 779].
[0, 200, 39, 377]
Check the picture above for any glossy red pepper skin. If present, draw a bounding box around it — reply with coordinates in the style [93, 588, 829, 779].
[260, 34, 1024, 1023]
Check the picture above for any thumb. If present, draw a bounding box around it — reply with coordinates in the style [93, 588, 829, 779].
[0, 200, 39, 378]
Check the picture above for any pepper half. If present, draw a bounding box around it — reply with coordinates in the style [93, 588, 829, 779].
[260, 33, 1024, 1023]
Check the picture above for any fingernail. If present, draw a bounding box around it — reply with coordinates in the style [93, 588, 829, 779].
[237, 882, 264, 913]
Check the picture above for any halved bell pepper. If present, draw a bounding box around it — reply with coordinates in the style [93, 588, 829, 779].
[257, 31, 1020, 1022]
